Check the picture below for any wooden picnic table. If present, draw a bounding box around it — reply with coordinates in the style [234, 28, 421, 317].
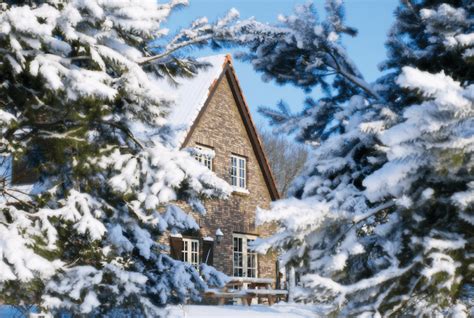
[227, 277, 275, 284]
[227, 276, 274, 288]
[204, 276, 288, 306]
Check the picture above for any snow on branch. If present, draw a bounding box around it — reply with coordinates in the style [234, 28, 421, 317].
[139, 8, 240, 65]
[231, 1, 382, 101]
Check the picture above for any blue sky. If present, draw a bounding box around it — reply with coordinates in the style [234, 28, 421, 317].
[165, 0, 399, 128]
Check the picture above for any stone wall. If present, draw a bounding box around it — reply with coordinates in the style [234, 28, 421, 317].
[163, 73, 277, 280]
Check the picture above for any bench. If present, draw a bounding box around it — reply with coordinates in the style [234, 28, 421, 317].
[203, 289, 252, 305]
[245, 289, 288, 305]
[227, 277, 274, 284]
[203, 277, 288, 306]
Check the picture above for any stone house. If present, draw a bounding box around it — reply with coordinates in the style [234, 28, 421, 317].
[159, 54, 280, 280]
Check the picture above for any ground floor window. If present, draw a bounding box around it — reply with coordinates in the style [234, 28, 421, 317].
[233, 233, 258, 277]
[182, 238, 199, 269]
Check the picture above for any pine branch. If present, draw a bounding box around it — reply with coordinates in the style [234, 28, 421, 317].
[351, 201, 395, 223]
[97, 121, 145, 150]
[138, 35, 214, 65]
[322, 49, 383, 101]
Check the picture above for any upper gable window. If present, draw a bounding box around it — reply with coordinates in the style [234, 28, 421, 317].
[194, 145, 213, 170]
[231, 155, 246, 189]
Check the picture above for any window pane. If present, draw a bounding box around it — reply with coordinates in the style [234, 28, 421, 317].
[234, 268, 243, 277]
[235, 237, 241, 251]
[182, 239, 200, 267]
[247, 268, 256, 278]
[231, 157, 237, 186]
[182, 240, 188, 262]
[181, 241, 188, 262]
[231, 156, 247, 188]
[234, 235, 259, 278]
[194, 146, 212, 170]
[233, 236, 245, 277]
[236, 158, 245, 188]
[247, 239, 254, 250]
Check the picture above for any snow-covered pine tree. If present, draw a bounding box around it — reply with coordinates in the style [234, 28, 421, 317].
[361, 1, 474, 315]
[237, 0, 473, 316]
[0, 1, 238, 316]
[379, 0, 474, 103]
[361, 66, 474, 317]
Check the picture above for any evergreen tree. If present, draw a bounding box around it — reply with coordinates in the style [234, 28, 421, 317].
[380, 0, 474, 103]
[0, 1, 238, 316]
[237, 1, 473, 316]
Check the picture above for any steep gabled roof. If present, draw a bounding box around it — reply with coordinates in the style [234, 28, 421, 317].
[155, 54, 230, 147]
[158, 54, 280, 200]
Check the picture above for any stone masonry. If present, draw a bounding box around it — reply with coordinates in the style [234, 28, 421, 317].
[163, 70, 277, 280]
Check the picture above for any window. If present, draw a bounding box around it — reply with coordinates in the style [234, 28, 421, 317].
[182, 238, 199, 269]
[247, 237, 257, 278]
[233, 234, 258, 277]
[231, 155, 246, 189]
[194, 145, 213, 170]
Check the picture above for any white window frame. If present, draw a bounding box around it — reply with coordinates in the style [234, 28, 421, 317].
[233, 233, 258, 278]
[231, 155, 246, 189]
[194, 145, 213, 170]
[182, 238, 200, 269]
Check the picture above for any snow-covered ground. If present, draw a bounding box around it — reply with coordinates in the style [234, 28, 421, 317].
[168, 304, 318, 318]
[0, 304, 318, 317]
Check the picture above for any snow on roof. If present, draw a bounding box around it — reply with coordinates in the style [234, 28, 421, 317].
[157, 54, 229, 147]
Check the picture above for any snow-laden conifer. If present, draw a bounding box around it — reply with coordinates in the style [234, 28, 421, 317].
[246, 1, 473, 316]
[0, 0, 241, 316]
[383, 1, 473, 81]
